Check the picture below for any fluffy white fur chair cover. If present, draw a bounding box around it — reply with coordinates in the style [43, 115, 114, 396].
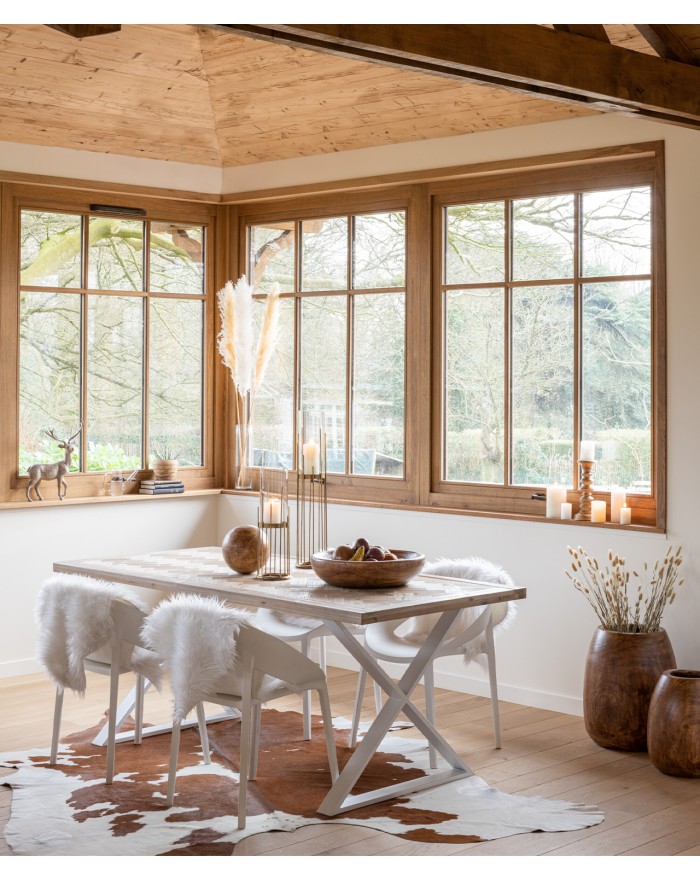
[142, 594, 252, 721]
[400, 556, 518, 666]
[35, 573, 161, 695]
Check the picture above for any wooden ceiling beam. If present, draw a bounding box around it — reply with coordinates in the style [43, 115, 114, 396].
[633, 24, 698, 65]
[553, 24, 609, 42]
[46, 25, 121, 39]
[211, 24, 700, 128]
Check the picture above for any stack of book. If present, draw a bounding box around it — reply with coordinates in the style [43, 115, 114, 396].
[139, 479, 185, 495]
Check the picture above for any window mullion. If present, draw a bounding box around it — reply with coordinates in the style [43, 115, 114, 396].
[346, 293, 355, 474]
[80, 214, 89, 474]
[504, 199, 513, 488]
[143, 219, 151, 469]
[573, 192, 582, 492]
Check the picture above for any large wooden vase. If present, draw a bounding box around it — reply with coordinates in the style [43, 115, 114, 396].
[583, 627, 676, 751]
[647, 670, 700, 777]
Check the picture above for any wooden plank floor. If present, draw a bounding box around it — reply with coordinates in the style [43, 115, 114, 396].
[1, 667, 699, 857]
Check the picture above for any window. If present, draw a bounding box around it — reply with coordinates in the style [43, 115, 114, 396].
[429, 148, 663, 527]
[245, 204, 408, 492]
[0, 183, 219, 502]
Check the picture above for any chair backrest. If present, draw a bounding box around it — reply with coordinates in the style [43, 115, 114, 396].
[111, 598, 149, 648]
[36, 572, 152, 693]
[142, 593, 326, 718]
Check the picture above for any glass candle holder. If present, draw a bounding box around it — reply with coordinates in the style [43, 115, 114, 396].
[256, 467, 290, 580]
[296, 410, 328, 568]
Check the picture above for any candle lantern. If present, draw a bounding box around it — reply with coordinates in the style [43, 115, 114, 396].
[296, 410, 328, 568]
[257, 467, 291, 580]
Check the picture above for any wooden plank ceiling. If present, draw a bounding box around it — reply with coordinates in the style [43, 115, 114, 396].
[0, 23, 698, 169]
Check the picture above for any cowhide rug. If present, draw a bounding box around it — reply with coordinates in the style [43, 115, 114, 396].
[1, 709, 604, 856]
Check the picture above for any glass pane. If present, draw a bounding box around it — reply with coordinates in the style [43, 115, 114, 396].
[301, 217, 348, 291]
[150, 299, 203, 467]
[444, 289, 504, 483]
[301, 295, 347, 472]
[21, 210, 82, 288]
[511, 285, 574, 486]
[88, 217, 145, 291]
[250, 296, 295, 469]
[87, 295, 143, 471]
[250, 223, 295, 293]
[149, 222, 204, 294]
[512, 195, 575, 281]
[19, 292, 81, 474]
[353, 212, 405, 289]
[583, 281, 651, 493]
[582, 187, 651, 277]
[445, 202, 505, 285]
[353, 293, 405, 476]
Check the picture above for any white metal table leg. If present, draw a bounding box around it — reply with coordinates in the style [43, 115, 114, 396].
[319, 611, 473, 816]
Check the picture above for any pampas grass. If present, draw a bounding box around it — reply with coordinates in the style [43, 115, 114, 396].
[217, 277, 281, 487]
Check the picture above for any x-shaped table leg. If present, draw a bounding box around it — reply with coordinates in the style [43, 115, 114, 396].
[318, 610, 473, 816]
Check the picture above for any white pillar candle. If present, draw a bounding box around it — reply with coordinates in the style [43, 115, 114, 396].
[263, 498, 282, 523]
[302, 441, 320, 474]
[561, 502, 573, 520]
[619, 505, 632, 525]
[546, 484, 567, 518]
[579, 440, 596, 462]
[591, 499, 607, 523]
[610, 486, 626, 522]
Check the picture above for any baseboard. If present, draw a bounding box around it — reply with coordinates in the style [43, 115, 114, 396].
[0, 657, 43, 679]
[318, 642, 584, 718]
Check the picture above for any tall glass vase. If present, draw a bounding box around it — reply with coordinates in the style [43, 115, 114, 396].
[235, 389, 253, 490]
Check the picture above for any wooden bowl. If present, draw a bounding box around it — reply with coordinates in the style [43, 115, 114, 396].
[310, 549, 425, 588]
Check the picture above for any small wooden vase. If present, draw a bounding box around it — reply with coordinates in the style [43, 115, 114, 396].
[152, 459, 179, 481]
[583, 627, 676, 751]
[647, 670, 700, 777]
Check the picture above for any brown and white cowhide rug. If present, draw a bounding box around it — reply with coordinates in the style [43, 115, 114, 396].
[1, 710, 603, 856]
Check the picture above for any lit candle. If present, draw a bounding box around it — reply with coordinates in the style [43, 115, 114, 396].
[561, 502, 573, 520]
[610, 486, 626, 522]
[302, 441, 320, 474]
[263, 498, 282, 524]
[619, 505, 632, 525]
[546, 484, 567, 518]
[591, 499, 607, 523]
[579, 440, 596, 462]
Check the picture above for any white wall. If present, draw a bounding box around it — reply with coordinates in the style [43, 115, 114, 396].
[0, 497, 219, 678]
[2, 112, 699, 718]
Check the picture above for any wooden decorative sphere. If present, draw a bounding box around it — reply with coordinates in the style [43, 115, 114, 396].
[222, 525, 268, 574]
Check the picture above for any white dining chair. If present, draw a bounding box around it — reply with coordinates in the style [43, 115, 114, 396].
[142, 593, 339, 830]
[35, 574, 163, 780]
[349, 557, 517, 767]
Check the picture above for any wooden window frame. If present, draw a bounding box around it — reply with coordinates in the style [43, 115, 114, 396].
[230, 144, 665, 529]
[0, 182, 224, 503]
[426, 151, 665, 529]
[237, 187, 421, 507]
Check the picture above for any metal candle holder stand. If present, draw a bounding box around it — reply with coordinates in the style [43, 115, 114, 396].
[575, 459, 595, 521]
[296, 421, 328, 569]
[256, 468, 291, 581]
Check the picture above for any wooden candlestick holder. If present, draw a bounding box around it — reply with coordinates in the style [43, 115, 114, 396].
[575, 460, 595, 521]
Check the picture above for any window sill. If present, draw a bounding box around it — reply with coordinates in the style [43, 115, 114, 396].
[0, 488, 223, 511]
[220, 489, 664, 533]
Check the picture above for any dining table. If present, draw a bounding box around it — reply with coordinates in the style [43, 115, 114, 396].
[53, 545, 526, 817]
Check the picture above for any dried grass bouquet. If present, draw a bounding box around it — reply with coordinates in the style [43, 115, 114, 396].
[566, 545, 684, 633]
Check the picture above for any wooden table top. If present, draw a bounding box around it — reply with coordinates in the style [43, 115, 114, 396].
[54, 546, 526, 625]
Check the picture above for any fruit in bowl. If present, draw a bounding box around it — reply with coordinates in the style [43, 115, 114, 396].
[333, 537, 398, 562]
[311, 541, 425, 588]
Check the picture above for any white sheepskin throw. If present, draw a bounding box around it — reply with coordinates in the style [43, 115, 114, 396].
[142, 594, 251, 721]
[35, 573, 159, 696]
[401, 557, 518, 666]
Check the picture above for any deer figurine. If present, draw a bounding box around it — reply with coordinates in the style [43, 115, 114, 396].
[26, 423, 82, 502]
